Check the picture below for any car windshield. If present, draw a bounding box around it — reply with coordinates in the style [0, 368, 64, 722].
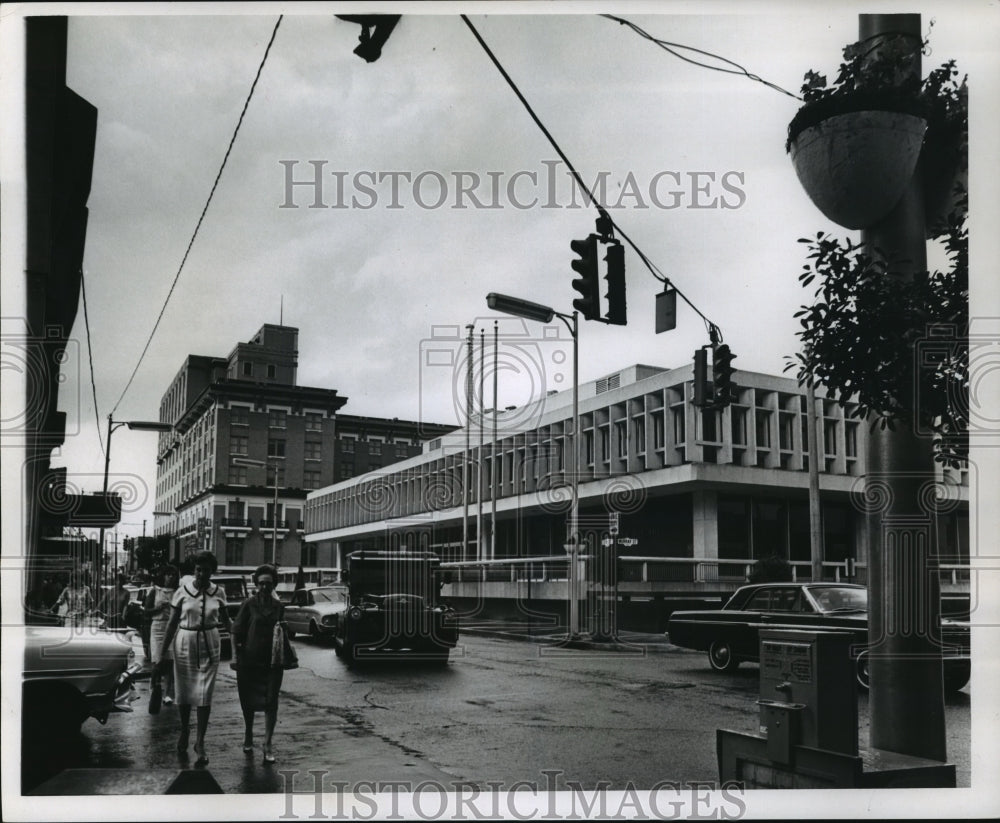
[311, 589, 340, 604]
[809, 586, 867, 612]
[218, 579, 246, 600]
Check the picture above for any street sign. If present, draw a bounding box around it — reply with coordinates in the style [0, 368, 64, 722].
[609, 512, 620, 536]
[618, 538, 638, 547]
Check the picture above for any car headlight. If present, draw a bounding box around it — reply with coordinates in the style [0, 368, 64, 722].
[349, 606, 362, 621]
[322, 615, 335, 625]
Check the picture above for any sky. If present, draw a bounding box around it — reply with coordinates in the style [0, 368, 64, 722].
[5, 2, 1000, 546]
[3, 1, 1000, 818]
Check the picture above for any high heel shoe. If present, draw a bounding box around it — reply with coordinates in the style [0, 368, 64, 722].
[262, 744, 276, 764]
[193, 742, 209, 766]
[242, 740, 254, 754]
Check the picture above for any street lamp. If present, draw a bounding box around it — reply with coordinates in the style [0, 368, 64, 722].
[486, 292, 581, 637]
[232, 457, 281, 565]
[100, 416, 173, 591]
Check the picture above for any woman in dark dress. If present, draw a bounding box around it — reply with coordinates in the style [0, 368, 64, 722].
[232, 563, 285, 763]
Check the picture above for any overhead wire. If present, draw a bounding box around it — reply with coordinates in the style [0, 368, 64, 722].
[110, 14, 284, 415]
[602, 14, 803, 102]
[460, 14, 722, 341]
[79, 268, 105, 457]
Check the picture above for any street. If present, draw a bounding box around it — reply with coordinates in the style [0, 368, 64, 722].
[21, 631, 971, 799]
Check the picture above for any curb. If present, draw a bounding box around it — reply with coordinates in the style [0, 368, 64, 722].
[459, 625, 676, 653]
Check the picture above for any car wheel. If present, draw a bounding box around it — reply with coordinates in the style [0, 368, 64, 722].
[708, 641, 739, 672]
[855, 650, 871, 690]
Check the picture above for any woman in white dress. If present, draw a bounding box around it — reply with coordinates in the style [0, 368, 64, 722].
[155, 551, 231, 766]
[144, 564, 179, 704]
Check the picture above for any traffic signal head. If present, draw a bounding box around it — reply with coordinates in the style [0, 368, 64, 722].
[603, 243, 626, 325]
[712, 344, 737, 403]
[693, 346, 711, 406]
[570, 234, 600, 321]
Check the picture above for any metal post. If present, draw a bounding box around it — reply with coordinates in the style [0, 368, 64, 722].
[491, 321, 498, 561]
[478, 328, 485, 560]
[272, 463, 279, 566]
[98, 414, 114, 594]
[859, 12, 946, 762]
[463, 324, 473, 561]
[805, 376, 824, 581]
[568, 311, 580, 637]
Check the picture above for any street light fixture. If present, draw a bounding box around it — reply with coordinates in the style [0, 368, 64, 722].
[485, 292, 581, 638]
[232, 457, 281, 565]
[100, 416, 174, 591]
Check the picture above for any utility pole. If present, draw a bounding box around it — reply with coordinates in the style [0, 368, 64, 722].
[463, 324, 473, 562]
[478, 328, 485, 560]
[860, 12, 946, 762]
[805, 376, 824, 582]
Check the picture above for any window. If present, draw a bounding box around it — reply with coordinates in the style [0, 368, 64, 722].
[845, 422, 858, 458]
[339, 462, 354, 480]
[266, 364, 276, 379]
[600, 427, 610, 462]
[370, 440, 382, 455]
[230, 435, 248, 455]
[242, 361, 253, 377]
[266, 466, 281, 486]
[226, 537, 245, 566]
[267, 439, 286, 458]
[731, 407, 747, 447]
[230, 407, 249, 426]
[585, 430, 595, 465]
[301, 543, 317, 566]
[824, 420, 838, 456]
[341, 436, 355, 454]
[615, 421, 627, 458]
[746, 589, 772, 611]
[755, 410, 772, 448]
[304, 440, 322, 460]
[269, 409, 287, 429]
[305, 413, 323, 431]
[779, 413, 794, 450]
[633, 418, 646, 454]
[304, 469, 321, 489]
[396, 444, 409, 458]
[231, 464, 248, 485]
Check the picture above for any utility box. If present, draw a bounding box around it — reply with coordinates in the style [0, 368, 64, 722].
[758, 629, 857, 756]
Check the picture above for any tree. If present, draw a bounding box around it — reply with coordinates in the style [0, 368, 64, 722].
[134, 534, 172, 573]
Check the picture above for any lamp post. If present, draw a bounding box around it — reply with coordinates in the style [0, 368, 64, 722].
[100, 416, 173, 592]
[232, 457, 280, 565]
[486, 292, 581, 637]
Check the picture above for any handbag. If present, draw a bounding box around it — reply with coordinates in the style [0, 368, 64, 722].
[148, 682, 162, 715]
[271, 621, 299, 670]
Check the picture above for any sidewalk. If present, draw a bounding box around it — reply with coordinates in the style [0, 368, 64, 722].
[458, 620, 677, 652]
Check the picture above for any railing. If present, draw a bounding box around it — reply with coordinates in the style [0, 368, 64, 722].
[259, 519, 293, 530]
[439, 555, 968, 590]
[221, 517, 250, 527]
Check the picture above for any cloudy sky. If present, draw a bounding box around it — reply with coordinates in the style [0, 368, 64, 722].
[6, 1, 999, 539]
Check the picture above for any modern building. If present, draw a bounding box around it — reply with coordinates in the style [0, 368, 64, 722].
[152, 324, 455, 570]
[304, 360, 969, 618]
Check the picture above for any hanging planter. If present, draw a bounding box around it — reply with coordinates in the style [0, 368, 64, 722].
[789, 107, 926, 230]
[786, 39, 967, 235]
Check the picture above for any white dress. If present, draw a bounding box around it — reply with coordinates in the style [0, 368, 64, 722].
[170, 582, 227, 707]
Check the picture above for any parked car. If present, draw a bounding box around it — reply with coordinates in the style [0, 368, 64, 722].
[666, 582, 971, 692]
[22, 625, 142, 738]
[284, 585, 349, 640]
[333, 551, 459, 663]
[212, 574, 249, 659]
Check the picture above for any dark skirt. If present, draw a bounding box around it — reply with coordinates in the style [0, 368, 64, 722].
[236, 663, 283, 712]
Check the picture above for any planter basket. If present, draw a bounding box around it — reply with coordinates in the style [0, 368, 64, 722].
[790, 110, 927, 230]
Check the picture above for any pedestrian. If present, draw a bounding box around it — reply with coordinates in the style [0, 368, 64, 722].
[232, 563, 286, 763]
[51, 573, 93, 627]
[154, 550, 231, 766]
[145, 563, 179, 706]
[100, 574, 131, 630]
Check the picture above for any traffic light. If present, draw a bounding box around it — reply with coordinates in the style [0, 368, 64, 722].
[570, 234, 601, 320]
[693, 346, 710, 406]
[712, 344, 737, 404]
[604, 242, 626, 325]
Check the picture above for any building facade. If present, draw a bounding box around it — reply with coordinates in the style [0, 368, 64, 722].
[304, 362, 969, 603]
[152, 324, 455, 570]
